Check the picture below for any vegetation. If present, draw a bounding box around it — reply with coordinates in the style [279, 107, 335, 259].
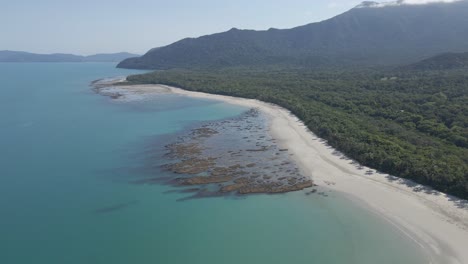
[403, 52, 468, 71]
[117, 1, 468, 198]
[118, 1, 468, 69]
[127, 67, 468, 199]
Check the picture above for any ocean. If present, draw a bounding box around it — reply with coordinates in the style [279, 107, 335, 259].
[0, 62, 429, 264]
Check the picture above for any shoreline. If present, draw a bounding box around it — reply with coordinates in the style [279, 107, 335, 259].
[97, 82, 468, 264]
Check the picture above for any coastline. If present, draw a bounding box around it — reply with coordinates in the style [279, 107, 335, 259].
[97, 82, 468, 264]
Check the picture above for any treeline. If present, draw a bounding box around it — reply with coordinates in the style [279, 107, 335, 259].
[127, 68, 468, 199]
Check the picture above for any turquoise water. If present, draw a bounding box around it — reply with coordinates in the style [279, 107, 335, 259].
[0, 63, 429, 264]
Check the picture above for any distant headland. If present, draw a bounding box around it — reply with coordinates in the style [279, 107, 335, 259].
[0, 50, 139, 63]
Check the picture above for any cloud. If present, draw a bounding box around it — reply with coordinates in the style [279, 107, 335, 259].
[356, 0, 462, 8]
[403, 0, 461, 3]
[327, 2, 340, 8]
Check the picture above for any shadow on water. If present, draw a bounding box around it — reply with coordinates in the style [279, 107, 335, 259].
[94, 200, 139, 214]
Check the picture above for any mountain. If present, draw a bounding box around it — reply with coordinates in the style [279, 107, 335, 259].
[0, 51, 83, 62]
[118, 0, 468, 69]
[403, 52, 468, 70]
[83, 52, 140, 62]
[0, 51, 139, 62]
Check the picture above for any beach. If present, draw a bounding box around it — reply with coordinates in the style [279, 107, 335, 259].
[100, 82, 468, 264]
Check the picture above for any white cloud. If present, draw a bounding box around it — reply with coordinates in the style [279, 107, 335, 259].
[403, 0, 461, 3]
[328, 2, 340, 8]
[356, 0, 462, 8]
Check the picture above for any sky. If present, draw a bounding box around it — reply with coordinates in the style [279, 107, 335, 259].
[0, 0, 363, 55]
[0, 0, 459, 55]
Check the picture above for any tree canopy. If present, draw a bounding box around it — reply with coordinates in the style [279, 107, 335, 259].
[127, 67, 468, 199]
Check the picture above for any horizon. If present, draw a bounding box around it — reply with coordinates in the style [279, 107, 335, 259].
[1, 0, 362, 55]
[0, 50, 140, 56]
[1, 0, 463, 55]
[0, 0, 462, 56]
[2, 0, 468, 264]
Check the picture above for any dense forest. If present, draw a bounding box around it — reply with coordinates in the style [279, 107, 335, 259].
[118, 1, 468, 70]
[403, 52, 468, 71]
[127, 68, 468, 199]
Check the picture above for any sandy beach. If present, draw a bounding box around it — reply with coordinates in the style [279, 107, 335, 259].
[102, 83, 468, 264]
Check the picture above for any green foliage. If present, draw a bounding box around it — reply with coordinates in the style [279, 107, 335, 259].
[118, 1, 468, 70]
[127, 67, 468, 199]
[404, 52, 468, 71]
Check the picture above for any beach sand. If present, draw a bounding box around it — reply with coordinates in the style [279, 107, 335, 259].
[102, 83, 468, 264]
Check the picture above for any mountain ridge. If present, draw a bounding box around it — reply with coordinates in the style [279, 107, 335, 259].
[118, 0, 468, 69]
[0, 50, 139, 62]
[402, 52, 468, 70]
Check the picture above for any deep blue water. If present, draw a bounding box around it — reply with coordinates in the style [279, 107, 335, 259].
[0, 63, 429, 264]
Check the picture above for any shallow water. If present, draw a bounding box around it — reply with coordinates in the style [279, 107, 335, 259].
[0, 63, 429, 264]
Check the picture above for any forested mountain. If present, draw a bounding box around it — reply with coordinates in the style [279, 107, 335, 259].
[0, 51, 83, 62]
[83, 52, 140, 62]
[404, 52, 468, 71]
[0, 51, 139, 62]
[118, 0, 468, 69]
[116, 0, 468, 198]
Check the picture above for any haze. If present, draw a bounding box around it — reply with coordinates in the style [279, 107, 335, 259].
[1, 0, 362, 55]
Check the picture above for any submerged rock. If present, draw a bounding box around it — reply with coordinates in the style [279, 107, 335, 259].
[156, 108, 313, 199]
[177, 175, 234, 185]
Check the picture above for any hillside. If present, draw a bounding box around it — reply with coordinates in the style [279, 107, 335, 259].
[404, 52, 468, 71]
[83, 52, 140, 62]
[0, 51, 83, 62]
[0, 51, 139, 62]
[118, 0, 468, 69]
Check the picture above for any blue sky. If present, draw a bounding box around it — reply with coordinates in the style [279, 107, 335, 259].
[1, 0, 362, 55]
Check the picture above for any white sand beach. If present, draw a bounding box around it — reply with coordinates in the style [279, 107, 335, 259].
[104, 83, 468, 264]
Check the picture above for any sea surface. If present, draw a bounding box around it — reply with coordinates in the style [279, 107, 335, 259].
[0, 63, 429, 264]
